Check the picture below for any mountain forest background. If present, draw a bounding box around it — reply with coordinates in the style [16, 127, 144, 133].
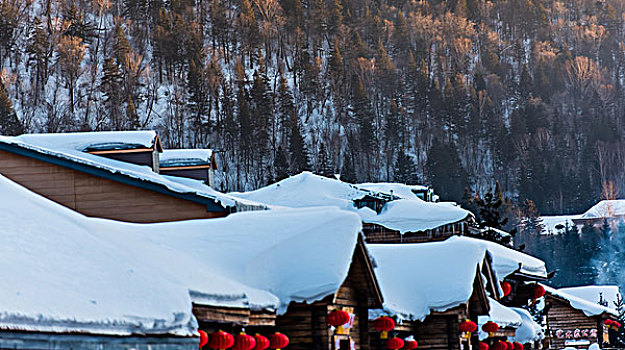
[2, 0, 625, 286]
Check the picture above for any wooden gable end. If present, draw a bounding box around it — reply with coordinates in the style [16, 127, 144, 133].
[544, 295, 606, 349]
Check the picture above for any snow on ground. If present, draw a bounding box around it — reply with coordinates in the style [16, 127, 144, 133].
[231, 172, 471, 233]
[0, 173, 364, 335]
[538, 215, 581, 235]
[558, 285, 621, 309]
[368, 237, 489, 321]
[0, 133, 264, 211]
[478, 298, 522, 339]
[509, 307, 544, 343]
[542, 284, 618, 317]
[581, 200, 625, 219]
[160, 149, 213, 167]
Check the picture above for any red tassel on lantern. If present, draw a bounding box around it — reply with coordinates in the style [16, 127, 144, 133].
[232, 332, 256, 350]
[253, 334, 270, 350]
[513, 342, 523, 350]
[373, 316, 396, 339]
[199, 330, 209, 348]
[501, 282, 512, 297]
[386, 337, 405, 350]
[209, 331, 235, 350]
[268, 332, 289, 350]
[482, 321, 499, 337]
[327, 309, 350, 327]
[479, 342, 489, 350]
[404, 340, 418, 349]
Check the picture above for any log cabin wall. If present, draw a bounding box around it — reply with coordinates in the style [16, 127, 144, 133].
[0, 150, 227, 223]
[545, 296, 602, 349]
[412, 307, 466, 350]
[91, 150, 156, 170]
[363, 222, 468, 244]
[160, 167, 210, 183]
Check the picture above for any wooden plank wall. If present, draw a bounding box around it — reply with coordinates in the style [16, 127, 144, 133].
[363, 222, 467, 244]
[0, 150, 226, 223]
[412, 308, 466, 350]
[545, 297, 601, 349]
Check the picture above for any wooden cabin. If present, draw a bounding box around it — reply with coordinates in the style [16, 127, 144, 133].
[543, 286, 618, 349]
[362, 220, 471, 244]
[0, 132, 261, 223]
[276, 236, 383, 350]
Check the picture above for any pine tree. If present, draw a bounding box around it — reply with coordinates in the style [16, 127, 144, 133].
[250, 70, 272, 164]
[0, 84, 23, 135]
[288, 114, 310, 174]
[341, 149, 356, 183]
[274, 146, 290, 181]
[101, 58, 124, 130]
[425, 138, 470, 202]
[317, 142, 333, 177]
[393, 148, 418, 184]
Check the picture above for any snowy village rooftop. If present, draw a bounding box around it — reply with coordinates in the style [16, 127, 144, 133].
[230, 172, 473, 234]
[0, 131, 264, 212]
[368, 235, 548, 322]
[0, 172, 368, 335]
[542, 284, 619, 317]
[159, 149, 214, 168]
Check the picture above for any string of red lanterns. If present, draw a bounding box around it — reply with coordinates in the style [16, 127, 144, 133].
[197, 331, 286, 350]
[232, 332, 256, 350]
[385, 336, 404, 349]
[493, 341, 508, 350]
[373, 316, 396, 339]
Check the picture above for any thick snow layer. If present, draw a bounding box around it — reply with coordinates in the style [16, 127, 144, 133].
[539, 215, 581, 235]
[542, 285, 618, 317]
[0, 174, 364, 335]
[557, 286, 621, 310]
[582, 200, 625, 219]
[232, 172, 471, 233]
[0, 174, 196, 336]
[357, 182, 425, 200]
[160, 149, 213, 167]
[368, 238, 487, 321]
[509, 307, 544, 343]
[0, 134, 263, 211]
[479, 298, 522, 329]
[15, 131, 158, 151]
[367, 199, 471, 233]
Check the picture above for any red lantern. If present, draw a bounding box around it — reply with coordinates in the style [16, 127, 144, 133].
[459, 319, 477, 339]
[253, 334, 270, 350]
[479, 342, 489, 350]
[604, 319, 613, 327]
[493, 342, 507, 350]
[404, 340, 418, 349]
[513, 342, 523, 350]
[616, 322, 622, 329]
[233, 332, 256, 350]
[268, 332, 289, 350]
[327, 309, 350, 327]
[501, 282, 512, 297]
[209, 331, 235, 350]
[505, 341, 514, 350]
[199, 330, 209, 348]
[373, 316, 396, 339]
[482, 321, 499, 337]
[533, 285, 545, 299]
[386, 337, 405, 350]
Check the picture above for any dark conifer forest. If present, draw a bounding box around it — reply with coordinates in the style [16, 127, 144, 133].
[1, 0, 625, 215]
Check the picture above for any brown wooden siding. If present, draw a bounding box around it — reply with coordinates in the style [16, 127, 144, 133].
[95, 150, 155, 169]
[545, 296, 604, 349]
[0, 150, 226, 223]
[363, 221, 468, 244]
[161, 167, 209, 183]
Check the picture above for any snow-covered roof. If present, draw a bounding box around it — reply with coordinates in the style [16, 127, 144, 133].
[478, 298, 522, 337]
[558, 285, 621, 311]
[368, 237, 489, 321]
[543, 284, 618, 317]
[0, 173, 366, 335]
[160, 149, 213, 167]
[582, 200, 625, 219]
[16, 131, 159, 151]
[0, 133, 263, 211]
[231, 172, 471, 233]
[538, 215, 581, 235]
[357, 182, 425, 200]
[509, 307, 544, 343]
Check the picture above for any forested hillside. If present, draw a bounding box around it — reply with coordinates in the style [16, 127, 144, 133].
[1, 0, 624, 214]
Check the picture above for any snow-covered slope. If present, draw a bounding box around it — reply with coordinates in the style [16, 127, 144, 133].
[231, 172, 471, 233]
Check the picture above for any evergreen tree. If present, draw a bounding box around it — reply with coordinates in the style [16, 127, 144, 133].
[425, 138, 470, 202]
[274, 146, 290, 181]
[0, 83, 23, 135]
[288, 114, 310, 174]
[317, 142, 333, 177]
[393, 148, 418, 184]
[341, 149, 356, 183]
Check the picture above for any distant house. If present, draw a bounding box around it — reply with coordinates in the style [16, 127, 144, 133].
[0, 131, 264, 223]
[231, 172, 474, 243]
[542, 285, 619, 349]
[159, 149, 217, 188]
[539, 200, 625, 235]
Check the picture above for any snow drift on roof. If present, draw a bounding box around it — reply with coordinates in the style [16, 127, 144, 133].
[16, 131, 158, 151]
[231, 172, 471, 233]
[357, 182, 426, 200]
[542, 284, 618, 317]
[558, 285, 621, 311]
[509, 307, 544, 343]
[160, 149, 213, 167]
[582, 200, 625, 219]
[538, 215, 581, 235]
[478, 298, 522, 339]
[0, 133, 263, 211]
[368, 238, 487, 321]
